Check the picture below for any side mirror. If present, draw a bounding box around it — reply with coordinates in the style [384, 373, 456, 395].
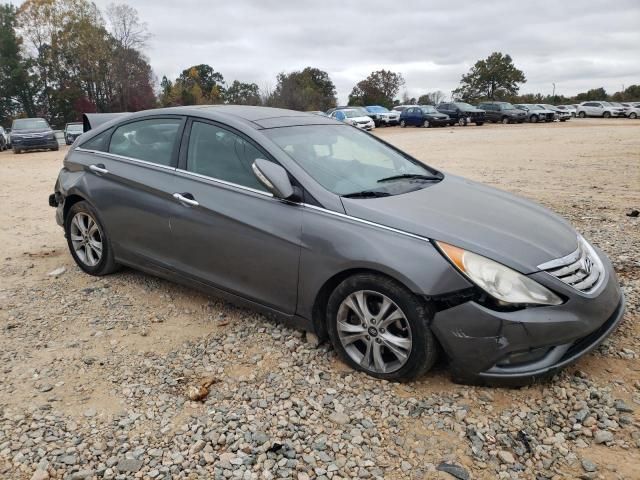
[252, 158, 294, 200]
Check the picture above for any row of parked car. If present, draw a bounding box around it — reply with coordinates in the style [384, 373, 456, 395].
[0, 119, 84, 153]
[313, 100, 640, 130]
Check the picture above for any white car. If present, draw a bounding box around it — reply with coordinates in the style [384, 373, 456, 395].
[557, 105, 577, 117]
[538, 105, 571, 122]
[576, 101, 626, 118]
[330, 109, 375, 131]
[365, 106, 400, 126]
[624, 105, 640, 119]
[0, 127, 9, 149]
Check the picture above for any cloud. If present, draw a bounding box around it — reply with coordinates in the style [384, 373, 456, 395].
[10, 0, 640, 102]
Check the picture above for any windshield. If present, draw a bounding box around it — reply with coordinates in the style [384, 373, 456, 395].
[526, 105, 543, 110]
[454, 103, 474, 109]
[343, 110, 362, 119]
[420, 106, 437, 113]
[501, 104, 516, 110]
[13, 118, 50, 130]
[67, 124, 83, 132]
[366, 106, 389, 113]
[264, 125, 440, 196]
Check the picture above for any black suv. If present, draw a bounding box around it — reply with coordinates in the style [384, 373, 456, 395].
[477, 101, 527, 124]
[436, 102, 485, 126]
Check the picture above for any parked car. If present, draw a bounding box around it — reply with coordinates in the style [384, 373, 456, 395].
[326, 106, 371, 118]
[477, 101, 527, 124]
[624, 105, 640, 119]
[0, 127, 8, 151]
[514, 104, 555, 123]
[365, 105, 400, 127]
[436, 102, 485, 126]
[391, 105, 411, 112]
[538, 105, 571, 122]
[64, 122, 84, 145]
[556, 105, 577, 117]
[576, 102, 626, 118]
[50, 106, 625, 385]
[10, 117, 59, 153]
[399, 105, 450, 127]
[330, 109, 375, 130]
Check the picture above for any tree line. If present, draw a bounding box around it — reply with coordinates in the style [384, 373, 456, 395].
[1, 1, 637, 128]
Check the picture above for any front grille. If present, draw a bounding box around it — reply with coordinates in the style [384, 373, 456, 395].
[538, 238, 603, 293]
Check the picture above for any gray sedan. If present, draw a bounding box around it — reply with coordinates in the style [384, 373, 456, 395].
[50, 106, 624, 385]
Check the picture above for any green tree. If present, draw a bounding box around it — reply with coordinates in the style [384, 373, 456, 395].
[453, 52, 526, 102]
[417, 90, 445, 105]
[225, 80, 261, 105]
[178, 64, 225, 103]
[348, 70, 404, 108]
[574, 88, 607, 102]
[0, 3, 39, 122]
[269, 67, 337, 111]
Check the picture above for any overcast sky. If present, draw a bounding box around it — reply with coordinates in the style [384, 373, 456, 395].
[10, 0, 640, 103]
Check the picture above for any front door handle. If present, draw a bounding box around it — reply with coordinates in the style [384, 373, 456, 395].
[89, 164, 108, 175]
[173, 192, 199, 207]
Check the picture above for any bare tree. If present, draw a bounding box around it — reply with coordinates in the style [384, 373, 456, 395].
[106, 2, 150, 50]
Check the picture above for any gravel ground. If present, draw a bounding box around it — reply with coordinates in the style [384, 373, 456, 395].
[1, 118, 639, 479]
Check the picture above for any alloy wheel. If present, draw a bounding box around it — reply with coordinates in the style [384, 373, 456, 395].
[423, 120, 430, 128]
[400, 120, 406, 128]
[70, 212, 103, 267]
[336, 290, 412, 374]
[458, 118, 466, 126]
[631, 113, 637, 119]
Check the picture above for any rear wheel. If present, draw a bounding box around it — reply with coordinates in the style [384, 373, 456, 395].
[475, 122, 484, 126]
[327, 273, 438, 381]
[630, 112, 638, 119]
[578, 111, 586, 118]
[13, 148, 20, 154]
[65, 201, 119, 276]
[400, 120, 406, 128]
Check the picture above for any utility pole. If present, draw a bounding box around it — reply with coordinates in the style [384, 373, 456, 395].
[552, 83, 556, 102]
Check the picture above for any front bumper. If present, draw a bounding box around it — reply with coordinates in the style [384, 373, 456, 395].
[12, 138, 58, 150]
[431, 249, 625, 386]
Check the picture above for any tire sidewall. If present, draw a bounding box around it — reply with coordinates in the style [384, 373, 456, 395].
[64, 200, 114, 275]
[326, 274, 436, 381]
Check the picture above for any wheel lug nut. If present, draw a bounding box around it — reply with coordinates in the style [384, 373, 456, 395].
[365, 335, 370, 340]
[375, 338, 381, 344]
[379, 328, 385, 333]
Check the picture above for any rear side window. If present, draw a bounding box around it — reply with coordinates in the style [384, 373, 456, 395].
[81, 129, 111, 152]
[186, 121, 267, 192]
[109, 118, 181, 166]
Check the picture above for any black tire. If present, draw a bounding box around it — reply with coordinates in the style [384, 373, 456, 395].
[603, 111, 611, 119]
[399, 119, 406, 128]
[13, 148, 20, 154]
[449, 122, 455, 127]
[578, 111, 586, 118]
[630, 113, 638, 119]
[501, 117, 510, 124]
[475, 122, 484, 126]
[530, 114, 539, 123]
[457, 117, 467, 126]
[326, 273, 438, 381]
[64, 200, 119, 276]
[52, 145, 59, 151]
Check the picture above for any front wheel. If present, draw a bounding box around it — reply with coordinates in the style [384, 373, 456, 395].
[578, 111, 586, 118]
[530, 114, 539, 123]
[630, 112, 638, 119]
[422, 120, 430, 128]
[502, 117, 510, 124]
[603, 111, 611, 118]
[475, 122, 484, 126]
[327, 274, 438, 381]
[457, 117, 467, 126]
[13, 148, 21, 154]
[65, 201, 119, 276]
[399, 120, 406, 128]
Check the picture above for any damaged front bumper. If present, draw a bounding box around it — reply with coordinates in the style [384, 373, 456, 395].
[430, 250, 625, 386]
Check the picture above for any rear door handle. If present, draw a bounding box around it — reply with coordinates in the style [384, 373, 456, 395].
[89, 164, 108, 175]
[173, 192, 199, 207]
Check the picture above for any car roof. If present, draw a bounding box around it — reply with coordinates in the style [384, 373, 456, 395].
[90, 105, 341, 131]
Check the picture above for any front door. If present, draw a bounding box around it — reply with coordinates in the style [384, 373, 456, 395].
[169, 119, 302, 314]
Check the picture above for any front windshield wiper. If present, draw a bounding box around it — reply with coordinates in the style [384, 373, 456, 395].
[377, 173, 442, 183]
[342, 190, 392, 198]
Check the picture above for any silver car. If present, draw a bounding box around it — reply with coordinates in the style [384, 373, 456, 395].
[50, 106, 625, 385]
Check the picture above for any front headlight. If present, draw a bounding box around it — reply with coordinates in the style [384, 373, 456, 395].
[437, 241, 563, 306]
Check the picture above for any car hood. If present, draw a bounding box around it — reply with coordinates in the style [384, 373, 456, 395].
[12, 128, 53, 135]
[341, 174, 578, 274]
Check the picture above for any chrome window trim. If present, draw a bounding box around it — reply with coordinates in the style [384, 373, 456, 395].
[75, 147, 177, 172]
[174, 168, 273, 198]
[301, 203, 430, 242]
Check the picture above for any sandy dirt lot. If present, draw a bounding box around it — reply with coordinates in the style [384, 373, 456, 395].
[0, 118, 639, 479]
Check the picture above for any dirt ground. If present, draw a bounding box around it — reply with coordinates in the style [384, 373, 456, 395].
[0, 118, 639, 480]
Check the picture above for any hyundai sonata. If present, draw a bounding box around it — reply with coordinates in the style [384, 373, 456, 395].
[50, 106, 625, 385]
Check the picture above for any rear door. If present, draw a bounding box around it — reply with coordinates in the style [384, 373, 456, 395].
[76, 116, 184, 269]
[169, 118, 303, 314]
